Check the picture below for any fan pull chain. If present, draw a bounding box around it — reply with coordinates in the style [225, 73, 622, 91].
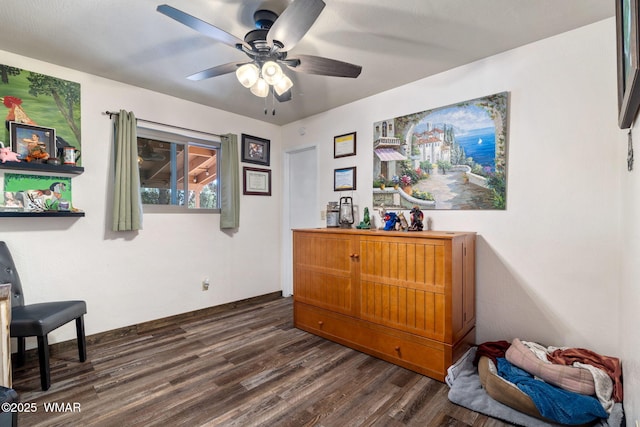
[272, 89, 276, 115]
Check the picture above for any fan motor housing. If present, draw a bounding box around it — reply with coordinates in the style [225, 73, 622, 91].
[254, 10, 278, 29]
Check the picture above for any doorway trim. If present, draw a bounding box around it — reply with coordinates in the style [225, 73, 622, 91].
[281, 144, 318, 296]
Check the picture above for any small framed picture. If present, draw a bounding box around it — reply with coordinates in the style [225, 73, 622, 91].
[334, 132, 356, 158]
[9, 122, 56, 161]
[243, 166, 272, 196]
[241, 134, 270, 166]
[334, 166, 356, 191]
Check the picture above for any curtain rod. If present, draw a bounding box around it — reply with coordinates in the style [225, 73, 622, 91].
[104, 111, 222, 138]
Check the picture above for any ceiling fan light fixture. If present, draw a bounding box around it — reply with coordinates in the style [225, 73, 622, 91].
[261, 61, 284, 85]
[250, 78, 270, 97]
[274, 74, 293, 96]
[236, 63, 260, 88]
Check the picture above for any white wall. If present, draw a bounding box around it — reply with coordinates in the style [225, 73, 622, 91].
[0, 50, 283, 341]
[284, 18, 636, 419]
[622, 104, 640, 421]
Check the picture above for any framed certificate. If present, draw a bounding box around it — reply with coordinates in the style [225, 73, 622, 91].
[333, 132, 356, 158]
[243, 167, 271, 196]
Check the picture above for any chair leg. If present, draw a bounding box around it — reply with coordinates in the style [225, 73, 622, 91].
[75, 316, 87, 362]
[36, 335, 51, 391]
[16, 337, 26, 367]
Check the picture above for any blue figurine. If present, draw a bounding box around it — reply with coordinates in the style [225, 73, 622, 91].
[383, 212, 398, 231]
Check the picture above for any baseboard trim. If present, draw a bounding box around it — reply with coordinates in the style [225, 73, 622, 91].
[13, 291, 283, 362]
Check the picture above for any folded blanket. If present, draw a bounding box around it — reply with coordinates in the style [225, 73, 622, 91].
[549, 348, 623, 403]
[518, 339, 616, 412]
[496, 358, 608, 425]
[474, 340, 511, 366]
[506, 338, 595, 396]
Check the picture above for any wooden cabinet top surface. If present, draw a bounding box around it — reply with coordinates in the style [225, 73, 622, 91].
[292, 228, 475, 239]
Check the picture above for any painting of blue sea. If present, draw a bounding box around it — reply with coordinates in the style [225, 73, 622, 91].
[373, 92, 508, 210]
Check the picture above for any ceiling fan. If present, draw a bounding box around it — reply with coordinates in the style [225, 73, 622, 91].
[157, 0, 362, 108]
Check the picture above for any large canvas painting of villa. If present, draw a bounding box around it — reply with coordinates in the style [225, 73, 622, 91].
[373, 92, 508, 210]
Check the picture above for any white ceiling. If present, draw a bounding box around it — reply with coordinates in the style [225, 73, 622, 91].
[0, 0, 614, 125]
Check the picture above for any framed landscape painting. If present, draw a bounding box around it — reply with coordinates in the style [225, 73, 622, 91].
[373, 92, 508, 210]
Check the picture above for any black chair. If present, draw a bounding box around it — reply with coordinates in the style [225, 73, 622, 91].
[0, 242, 87, 391]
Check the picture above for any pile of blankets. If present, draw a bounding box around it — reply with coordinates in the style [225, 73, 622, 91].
[475, 339, 623, 425]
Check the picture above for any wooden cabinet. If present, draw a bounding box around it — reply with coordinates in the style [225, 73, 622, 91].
[293, 228, 475, 382]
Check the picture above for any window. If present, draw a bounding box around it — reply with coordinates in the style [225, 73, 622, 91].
[137, 127, 220, 212]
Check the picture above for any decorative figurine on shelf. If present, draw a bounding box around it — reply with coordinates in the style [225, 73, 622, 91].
[356, 207, 371, 229]
[0, 142, 20, 163]
[383, 211, 398, 231]
[377, 204, 386, 229]
[409, 205, 424, 231]
[398, 212, 409, 231]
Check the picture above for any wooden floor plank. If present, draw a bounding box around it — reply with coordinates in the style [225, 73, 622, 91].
[11, 297, 514, 427]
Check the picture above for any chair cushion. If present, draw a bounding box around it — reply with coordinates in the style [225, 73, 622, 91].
[11, 300, 86, 336]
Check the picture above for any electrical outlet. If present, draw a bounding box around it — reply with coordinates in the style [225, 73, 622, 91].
[202, 278, 210, 291]
[320, 210, 326, 220]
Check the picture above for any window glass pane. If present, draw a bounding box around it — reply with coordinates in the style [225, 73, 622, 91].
[139, 139, 184, 205]
[185, 143, 218, 209]
[137, 128, 220, 210]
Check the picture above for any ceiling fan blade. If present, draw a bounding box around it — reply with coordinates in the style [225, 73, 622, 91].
[287, 54, 362, 78]
[267, 0, 325, 52]
[157, 4, 248, 50]
[187, 62, 245, 81]
[275, 89, 292, 102]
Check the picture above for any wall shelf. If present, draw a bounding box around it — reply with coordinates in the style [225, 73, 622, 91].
[0, 161, 84, 175]
[0, 211, 85, 218]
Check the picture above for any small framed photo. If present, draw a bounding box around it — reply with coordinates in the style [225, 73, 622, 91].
[334, 132, 356, 158]
[334, 166, 356, 191]
[9, 122, 56, 161]
[243, 166, 272, 196]
[241, 134, 270, 166]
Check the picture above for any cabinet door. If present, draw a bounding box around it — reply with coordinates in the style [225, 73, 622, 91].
[293, 231, 357, 316]
[358, 235, 447, 342]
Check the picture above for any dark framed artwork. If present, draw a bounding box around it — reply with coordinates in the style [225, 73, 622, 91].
[243, 166, 272, 196]
[8, 122, 56, 161]
[241, 134, 270, 166]
[617, 0, 640, 129]
[334, 166, 356, 191]
[334, 132, 356, 158]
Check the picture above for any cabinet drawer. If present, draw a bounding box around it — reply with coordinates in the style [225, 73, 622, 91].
[295, 302, 450, 381]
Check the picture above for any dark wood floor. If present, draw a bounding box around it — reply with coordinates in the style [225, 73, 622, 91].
[11, 296, 513, 427]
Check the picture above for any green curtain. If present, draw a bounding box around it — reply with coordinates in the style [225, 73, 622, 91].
[220, 133, 240, 229]
[112, 110, 143, 231]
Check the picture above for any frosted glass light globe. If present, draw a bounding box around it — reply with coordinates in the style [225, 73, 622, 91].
[261, 61, 283, 85]
[236, 63, 260, 88]
[250, 78, 269, 97]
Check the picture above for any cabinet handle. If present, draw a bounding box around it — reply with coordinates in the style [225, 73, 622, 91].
[394, 346, 401, 352]
[350, 253, 360, 259]
[318, 320, 324, 327]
